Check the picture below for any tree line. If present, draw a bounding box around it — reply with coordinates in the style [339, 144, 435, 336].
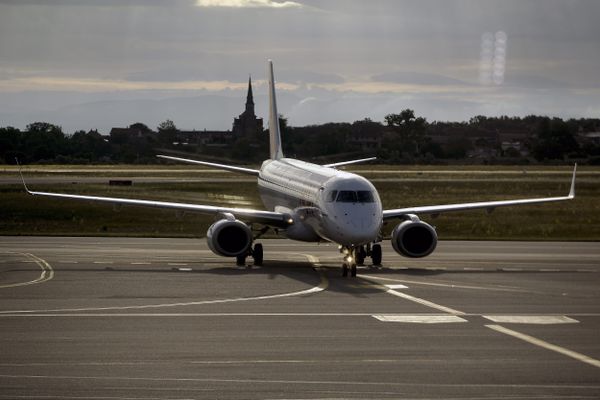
[1, 112, 599, 165]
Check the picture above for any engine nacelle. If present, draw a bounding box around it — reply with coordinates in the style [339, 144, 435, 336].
[391, 220, 438, 258]
[206, 219, 252, 257]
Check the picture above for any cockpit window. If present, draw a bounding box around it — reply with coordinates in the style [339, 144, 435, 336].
[357, 191, 375, 203]
[326, 190, 338, 202]
[335, 190, 375, 203]
[336, 190, 357, 203]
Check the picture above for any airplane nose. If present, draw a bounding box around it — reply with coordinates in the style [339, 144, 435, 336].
[336, 215, 380, 245]
[353, 219, 380, 241]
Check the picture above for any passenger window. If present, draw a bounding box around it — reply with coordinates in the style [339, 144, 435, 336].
[327, 190, 338, 202]
[357, 191, 375, 203]
[336, 191, 357, 203]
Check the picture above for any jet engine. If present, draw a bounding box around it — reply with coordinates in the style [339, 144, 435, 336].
[391, 219, 437, 258]
[207, 219, 252, 257]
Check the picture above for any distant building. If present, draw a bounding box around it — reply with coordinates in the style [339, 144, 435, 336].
[232, 76, 263, 138]
[578, 131, 600, 146]
[109, 77, 263, 147]
[109, 123, 155, 142]
[177, 129, 232, 147]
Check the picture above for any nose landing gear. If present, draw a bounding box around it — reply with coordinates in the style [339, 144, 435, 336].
[340, 246, 358, 277]
[340, 243, 382, 277]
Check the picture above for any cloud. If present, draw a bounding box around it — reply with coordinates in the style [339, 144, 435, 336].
[0, 76, 251, 93]
[195, 0, 303, 8]
[371, 71, 469, 87]
[0, 0, 185, 6]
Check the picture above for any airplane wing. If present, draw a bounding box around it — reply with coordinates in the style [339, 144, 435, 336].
[157, 155, 260, 176]
[24, 188, 293, 227]
[16, 165, 291, 227]
[382, 164, 576, 220]
[324, 157, 377, 168]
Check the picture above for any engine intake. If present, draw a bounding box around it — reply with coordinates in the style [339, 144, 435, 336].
[207, 219, 252, 257]
[391, 220, 437, 258]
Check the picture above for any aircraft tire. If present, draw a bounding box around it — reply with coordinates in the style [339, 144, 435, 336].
[236, 254, 246, 266]
[372, 244, 382, 266]
[253, 243, 263, 266]
[342, 263, 349, 277]
[356, 246, 366, 265]
[351, 263, 357, 277]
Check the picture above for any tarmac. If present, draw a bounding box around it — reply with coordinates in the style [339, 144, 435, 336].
[0, 237, 599, 399]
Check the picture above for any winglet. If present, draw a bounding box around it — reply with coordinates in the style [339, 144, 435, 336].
[15, 158, 32, 195]
[569, 163, 577, 199]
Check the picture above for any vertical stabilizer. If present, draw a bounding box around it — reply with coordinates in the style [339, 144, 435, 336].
[268, 60, 284, 160]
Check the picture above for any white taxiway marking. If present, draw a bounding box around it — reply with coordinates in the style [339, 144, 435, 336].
[372, 314, 467, 324]
[0, 253, 54, 289]
[360, 276, 466, 316]
[384, 284, 408, 290]
[1, 373, 598, 390]
[486, 324, 600, 369]
[0, 254, 327, 315]
[367, 275, 523, 293]
[484, 315, 579, 324]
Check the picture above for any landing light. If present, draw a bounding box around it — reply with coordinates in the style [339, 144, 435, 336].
[345, 255, 353, 263]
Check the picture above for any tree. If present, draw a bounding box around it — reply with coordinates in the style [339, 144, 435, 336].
[532, 118, 579, 161]
[384, 109, 427, 157]
[0, 126, 21, 163]
[24, 122, 68, 162]
[70, 130, 110, 162]
[157, 119, 178, 145]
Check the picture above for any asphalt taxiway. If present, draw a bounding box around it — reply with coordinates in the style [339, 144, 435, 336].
[0, 237, 599, 399]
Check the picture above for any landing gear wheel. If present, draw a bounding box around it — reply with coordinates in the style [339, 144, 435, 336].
[236, 254, 246, 266]
[356, 246, 366, 266]
[252, 243, 263, 266]
[350, 263, 357, 277]
[342, 263, 349, 277]
[371, 244, 382, 266]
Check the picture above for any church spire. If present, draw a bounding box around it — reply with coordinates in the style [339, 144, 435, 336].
[245, 75, 255, 115]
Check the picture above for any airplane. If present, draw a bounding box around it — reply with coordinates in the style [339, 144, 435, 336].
[20, 60, 577, 277]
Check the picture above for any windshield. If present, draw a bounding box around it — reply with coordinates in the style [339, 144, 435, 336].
[326, 190, 338, 202]
[336, 190, 375, 203]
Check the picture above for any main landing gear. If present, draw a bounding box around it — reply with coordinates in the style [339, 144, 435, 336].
[340, 243, 382, 277]
[236, 225, 269, 267]
[236, 243, 263, 266]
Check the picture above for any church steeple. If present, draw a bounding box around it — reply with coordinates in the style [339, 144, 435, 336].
[245, 75, 255, 115]
[232, 74, 263, 138]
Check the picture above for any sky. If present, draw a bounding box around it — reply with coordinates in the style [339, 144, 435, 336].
[0, 0, 599, 133]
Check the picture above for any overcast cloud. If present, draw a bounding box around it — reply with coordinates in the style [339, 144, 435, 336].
[0, 0, 598, 132]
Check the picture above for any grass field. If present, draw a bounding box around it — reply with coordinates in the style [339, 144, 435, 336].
[1, 164, 598, 240]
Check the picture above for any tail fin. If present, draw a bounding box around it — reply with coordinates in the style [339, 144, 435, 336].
[268, 60, 284, 160]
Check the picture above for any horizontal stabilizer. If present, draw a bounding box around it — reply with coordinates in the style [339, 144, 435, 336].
[324, 157, 377, 168]
[157, 155, 259, 176]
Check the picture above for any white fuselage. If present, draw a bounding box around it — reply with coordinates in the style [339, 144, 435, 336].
[258, 158, 383, 246]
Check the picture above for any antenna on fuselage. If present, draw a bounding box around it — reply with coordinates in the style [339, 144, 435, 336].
[268, 60, 284, 160]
